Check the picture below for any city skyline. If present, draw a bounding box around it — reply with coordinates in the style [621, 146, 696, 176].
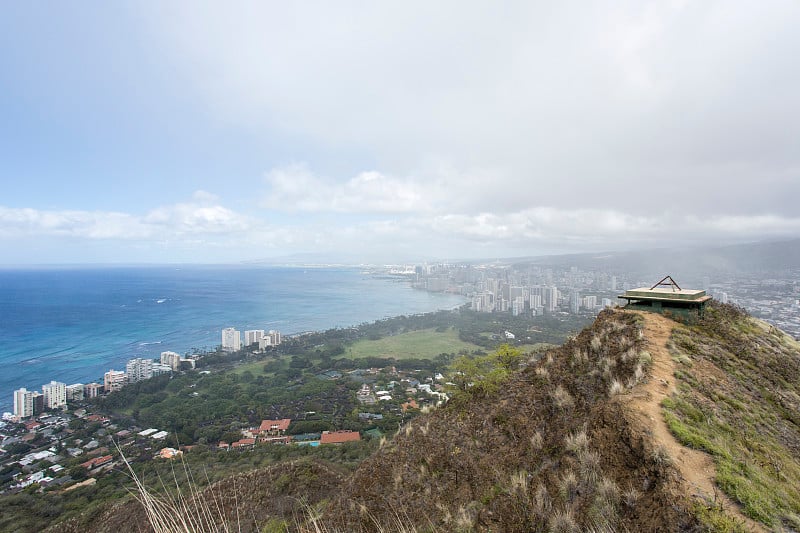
[2, 2, 799, 264]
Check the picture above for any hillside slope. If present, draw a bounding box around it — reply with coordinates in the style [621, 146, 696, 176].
[321, 305, 800, 531]
[51, 459, 349, 533]
[664, 305, 800, 530]
[49, 304, 800, 532]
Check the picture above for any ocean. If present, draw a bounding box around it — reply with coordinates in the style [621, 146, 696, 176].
[0, 266, 465, 413]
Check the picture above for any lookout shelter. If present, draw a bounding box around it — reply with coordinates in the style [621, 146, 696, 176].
[618, 276, 711, 318]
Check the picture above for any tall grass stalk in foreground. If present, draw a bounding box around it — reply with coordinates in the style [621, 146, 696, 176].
[116, 441, 241, 533]
[115, 442, 421, 533]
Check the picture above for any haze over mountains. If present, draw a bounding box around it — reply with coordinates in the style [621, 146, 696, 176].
[524, 238, 800, 279]
[256, 237, 800, 278]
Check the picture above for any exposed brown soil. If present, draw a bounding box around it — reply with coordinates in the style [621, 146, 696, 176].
[626, 311, 765, 532]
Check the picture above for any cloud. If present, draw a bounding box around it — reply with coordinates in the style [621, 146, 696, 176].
[134, 1, 800, 222]
[418, 208, 800, 252]
[4, 3, 800, 263]
[262, 164, 432, 214]
[0, 192, 253, 240]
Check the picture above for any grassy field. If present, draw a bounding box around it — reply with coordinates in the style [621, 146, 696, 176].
[230, 358, 274, 376]
[345, 328, 482, 360]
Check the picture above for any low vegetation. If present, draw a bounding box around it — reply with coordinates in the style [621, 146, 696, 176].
[12, 303, 799, 532]
[345, 328, 482, 360]
[663, 302, 800, 529]
[320, 310, 698, 531]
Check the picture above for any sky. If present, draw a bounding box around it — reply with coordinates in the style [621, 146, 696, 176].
[1, 1, 799, 265]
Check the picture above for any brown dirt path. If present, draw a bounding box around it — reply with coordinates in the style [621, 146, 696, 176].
[626, 311, 765, 532]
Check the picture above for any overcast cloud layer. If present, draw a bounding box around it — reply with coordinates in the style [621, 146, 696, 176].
[1, 1, 798, 264]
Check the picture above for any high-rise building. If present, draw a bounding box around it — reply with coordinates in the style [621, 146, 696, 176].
[221, 327, 241, 352]
[31, 392, 44, 414]
[601, 298, 613, 308]
[610, 276, 617, 291]
[268, 330, 281, 345]
[13, 388, 35, 419]
[570, 290, 581, 314]
[66, 383, 85, 402]
[160, 351, 182, 371]
[545, 286, 558, 312]
[245, 330, 265, 346]
[42, 380, 67, 409]
[104, 369, 127, 393]
[84, 383, 103, 399]
[509, 286, 524, 301]
[126, 358, 153, 383]
[530, 294, 543, 309]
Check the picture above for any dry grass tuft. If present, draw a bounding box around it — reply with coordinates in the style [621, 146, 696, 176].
[533, 483, 552, 517]
[548, 507, 580, 533]
[565, 429, 589, 454]
[509, 470, 528, 495]
[552, 385, 575, 410]
[530, 431, 544, 451]
[623, 486, 641, 508]
[590, 336, 603, 353]
[579, 450, 602, 485]
[558, 470, 579, 502]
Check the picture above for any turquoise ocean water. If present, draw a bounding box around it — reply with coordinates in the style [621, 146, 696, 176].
[0, 266, 465, 413]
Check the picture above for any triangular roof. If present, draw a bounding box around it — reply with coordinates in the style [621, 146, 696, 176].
[650, 275, 682, 291]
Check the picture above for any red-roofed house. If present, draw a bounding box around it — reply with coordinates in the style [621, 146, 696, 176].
[259, 418, 291, 437]
[231, 438, 256, 449]
[158, 447, 183, 460]
[81, 454, 113, 469]
[320, 430, 361, 445]
[401, 399, 419, 413]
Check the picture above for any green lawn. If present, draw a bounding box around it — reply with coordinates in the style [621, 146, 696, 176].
[345, 328, 482, 360]
[230, 359, 274, 376]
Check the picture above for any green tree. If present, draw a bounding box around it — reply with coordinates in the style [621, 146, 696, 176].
[447, 344, 522, 399]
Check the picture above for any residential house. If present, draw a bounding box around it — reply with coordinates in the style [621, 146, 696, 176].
[320, 430, 361, 445]
[259, 418, 291, 437]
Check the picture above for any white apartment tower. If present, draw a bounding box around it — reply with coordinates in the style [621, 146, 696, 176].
[257, 330, 282, 349]
[160, 350, 182, 371]
[104, 369, 127, 392]
[221, 327, 241, 352]
[84, 383, 103, 399]
[42, 380, 67, 409]
[126, 358, 153, 383]
[245, 330, 265, 346]
[545, 286, 558, 312]
[268, 330, 281, 345]
[13, 388, 35, 419]
[66, 383, 85, 402]
[570, 290, 581, 314]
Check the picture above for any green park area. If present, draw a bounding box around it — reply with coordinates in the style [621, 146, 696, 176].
[345, 327, 482, 360]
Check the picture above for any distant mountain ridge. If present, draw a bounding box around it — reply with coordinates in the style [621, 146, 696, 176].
[245, 238, 800, 279]
[519, 238, 800, 280]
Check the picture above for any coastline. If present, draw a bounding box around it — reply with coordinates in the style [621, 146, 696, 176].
[0, 266, 466, 413]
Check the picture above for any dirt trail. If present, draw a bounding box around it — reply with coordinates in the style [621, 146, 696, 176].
[627, 311, 765, 532]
